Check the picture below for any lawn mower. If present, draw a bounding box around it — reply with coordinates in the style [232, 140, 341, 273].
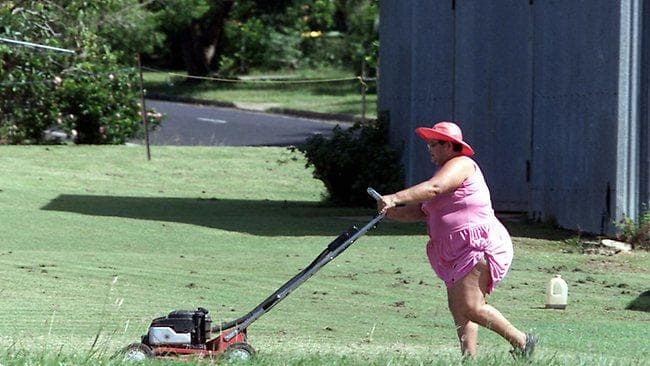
[121, 188, 386, 362]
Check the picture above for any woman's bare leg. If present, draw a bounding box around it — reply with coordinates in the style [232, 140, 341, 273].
[446, 259, 526, 356]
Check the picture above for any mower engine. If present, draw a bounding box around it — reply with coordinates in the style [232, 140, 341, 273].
[144, 307, 211, 348]
[122, 307, 251, 361]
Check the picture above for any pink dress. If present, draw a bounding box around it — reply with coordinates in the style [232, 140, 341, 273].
[421, 162, 513, 293]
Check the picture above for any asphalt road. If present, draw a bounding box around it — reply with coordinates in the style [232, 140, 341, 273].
[143, 99, 347, 146]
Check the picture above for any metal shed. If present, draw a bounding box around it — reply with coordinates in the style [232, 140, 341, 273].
[378, 0, 649, 234]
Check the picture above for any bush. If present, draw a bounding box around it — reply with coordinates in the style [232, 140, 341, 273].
[616, 211, 650, 250]
[296, 116, 404, 207]
[299, 32, 349, 68]
[56, 34, 156, 144]
[0, 1, 161, 145]
[0, 51, 61, 144]
[0, 2, 64, 143]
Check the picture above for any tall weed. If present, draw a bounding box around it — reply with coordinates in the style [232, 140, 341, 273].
[616, 210, 650, 250]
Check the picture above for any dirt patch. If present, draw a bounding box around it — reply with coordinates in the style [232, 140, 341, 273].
[390, 277, 412, 287]
[390, 300, 405, 308]
[562, 241, 624, 256]
[585, 258, 640, 273]
[329, 272, 358, 280]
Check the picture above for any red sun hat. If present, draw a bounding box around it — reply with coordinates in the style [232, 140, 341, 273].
[415, 121, 475, 156]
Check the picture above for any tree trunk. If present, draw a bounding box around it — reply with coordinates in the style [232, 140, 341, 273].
[180, 0, 234, 78]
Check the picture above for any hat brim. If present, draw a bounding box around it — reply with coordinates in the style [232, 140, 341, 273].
[415, 127, 475, 156]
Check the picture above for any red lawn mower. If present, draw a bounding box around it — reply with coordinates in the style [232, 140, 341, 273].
[121, 188, 386, 362]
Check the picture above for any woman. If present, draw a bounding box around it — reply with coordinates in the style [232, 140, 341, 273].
[377, 121, 537, 359]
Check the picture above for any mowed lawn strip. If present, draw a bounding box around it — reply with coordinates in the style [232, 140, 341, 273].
[0, 145, 647, 365]
[142, 69, 378, 120]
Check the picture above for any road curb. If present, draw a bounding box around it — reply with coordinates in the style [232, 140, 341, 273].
[266, 107, 356, 123]
[146, 93, 237, 109]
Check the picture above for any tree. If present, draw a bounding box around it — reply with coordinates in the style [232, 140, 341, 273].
[146, 0, 380, 77]
[149, 0, 300, 76]
[149, 0, 234, 77]
[336, 0, 379, 76]
[145, 0, 379, 77]
[182, 0, 234, 77]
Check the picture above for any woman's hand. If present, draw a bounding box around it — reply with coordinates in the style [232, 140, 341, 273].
[378, 196, 425, 222]
[378, 194, 399, 214]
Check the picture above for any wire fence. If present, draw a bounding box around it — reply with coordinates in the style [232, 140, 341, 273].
[0, 37, 75, 54]
[139, 65, 377, 123]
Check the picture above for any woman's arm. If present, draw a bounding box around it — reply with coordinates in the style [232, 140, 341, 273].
[385, 203, 426, 222]
[379, 156, 474, 212]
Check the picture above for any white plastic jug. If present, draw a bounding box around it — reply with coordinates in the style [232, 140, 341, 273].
[545, 274, 568, 309]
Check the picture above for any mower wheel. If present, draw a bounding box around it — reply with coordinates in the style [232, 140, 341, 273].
[223, 342, 255, 362]
[121, 343, 153, 362]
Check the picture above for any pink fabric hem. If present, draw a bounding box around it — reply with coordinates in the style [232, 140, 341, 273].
[426, 221, 513, 293]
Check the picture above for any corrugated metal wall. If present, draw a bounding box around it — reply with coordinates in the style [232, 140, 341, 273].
[642, 2, 650, 211]
[377, 0, 412, 182]
[378, 0, 649, 234]
[530, 0, 621, 233]
[379, 1, 454, 186]
[454, 1, 532, 212]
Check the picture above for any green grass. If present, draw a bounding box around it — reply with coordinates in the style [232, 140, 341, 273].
[142, 67, 377, 120]
[0, 145, 648, 365]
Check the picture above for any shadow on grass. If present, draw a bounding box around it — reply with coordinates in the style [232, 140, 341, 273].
[502, 219, 580, 241]
[626, 290, 650, 312]
[41, 194, 424, 237]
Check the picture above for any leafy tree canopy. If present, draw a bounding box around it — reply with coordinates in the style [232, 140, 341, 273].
[145, 0, 378, 76]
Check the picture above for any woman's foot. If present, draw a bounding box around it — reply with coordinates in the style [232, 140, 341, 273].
[510, 333, 538, 359]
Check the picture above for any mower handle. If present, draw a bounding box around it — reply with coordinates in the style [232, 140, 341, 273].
[217, 188, 386, 341]
[366, 187, 382, 201]
[368, 187, 404, 208]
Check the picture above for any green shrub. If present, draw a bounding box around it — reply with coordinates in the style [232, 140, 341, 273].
[299, 32, 349, 68]
[0, 1, 161, 145]
[0, 2, 64, 144]
[56, 34, 159, 144]
[222, 18, 301, 74]
[296, 116, 404, 207]
[0, 59, 60, 144]
[616, 211, 650, 250]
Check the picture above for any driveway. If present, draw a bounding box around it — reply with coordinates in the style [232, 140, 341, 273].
[143, 99, 348, 146]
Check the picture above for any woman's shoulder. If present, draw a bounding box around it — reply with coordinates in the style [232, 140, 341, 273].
[451, 155, 476, 165]
[435, 155, 477, 189]
[446, 155, 477, 175]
